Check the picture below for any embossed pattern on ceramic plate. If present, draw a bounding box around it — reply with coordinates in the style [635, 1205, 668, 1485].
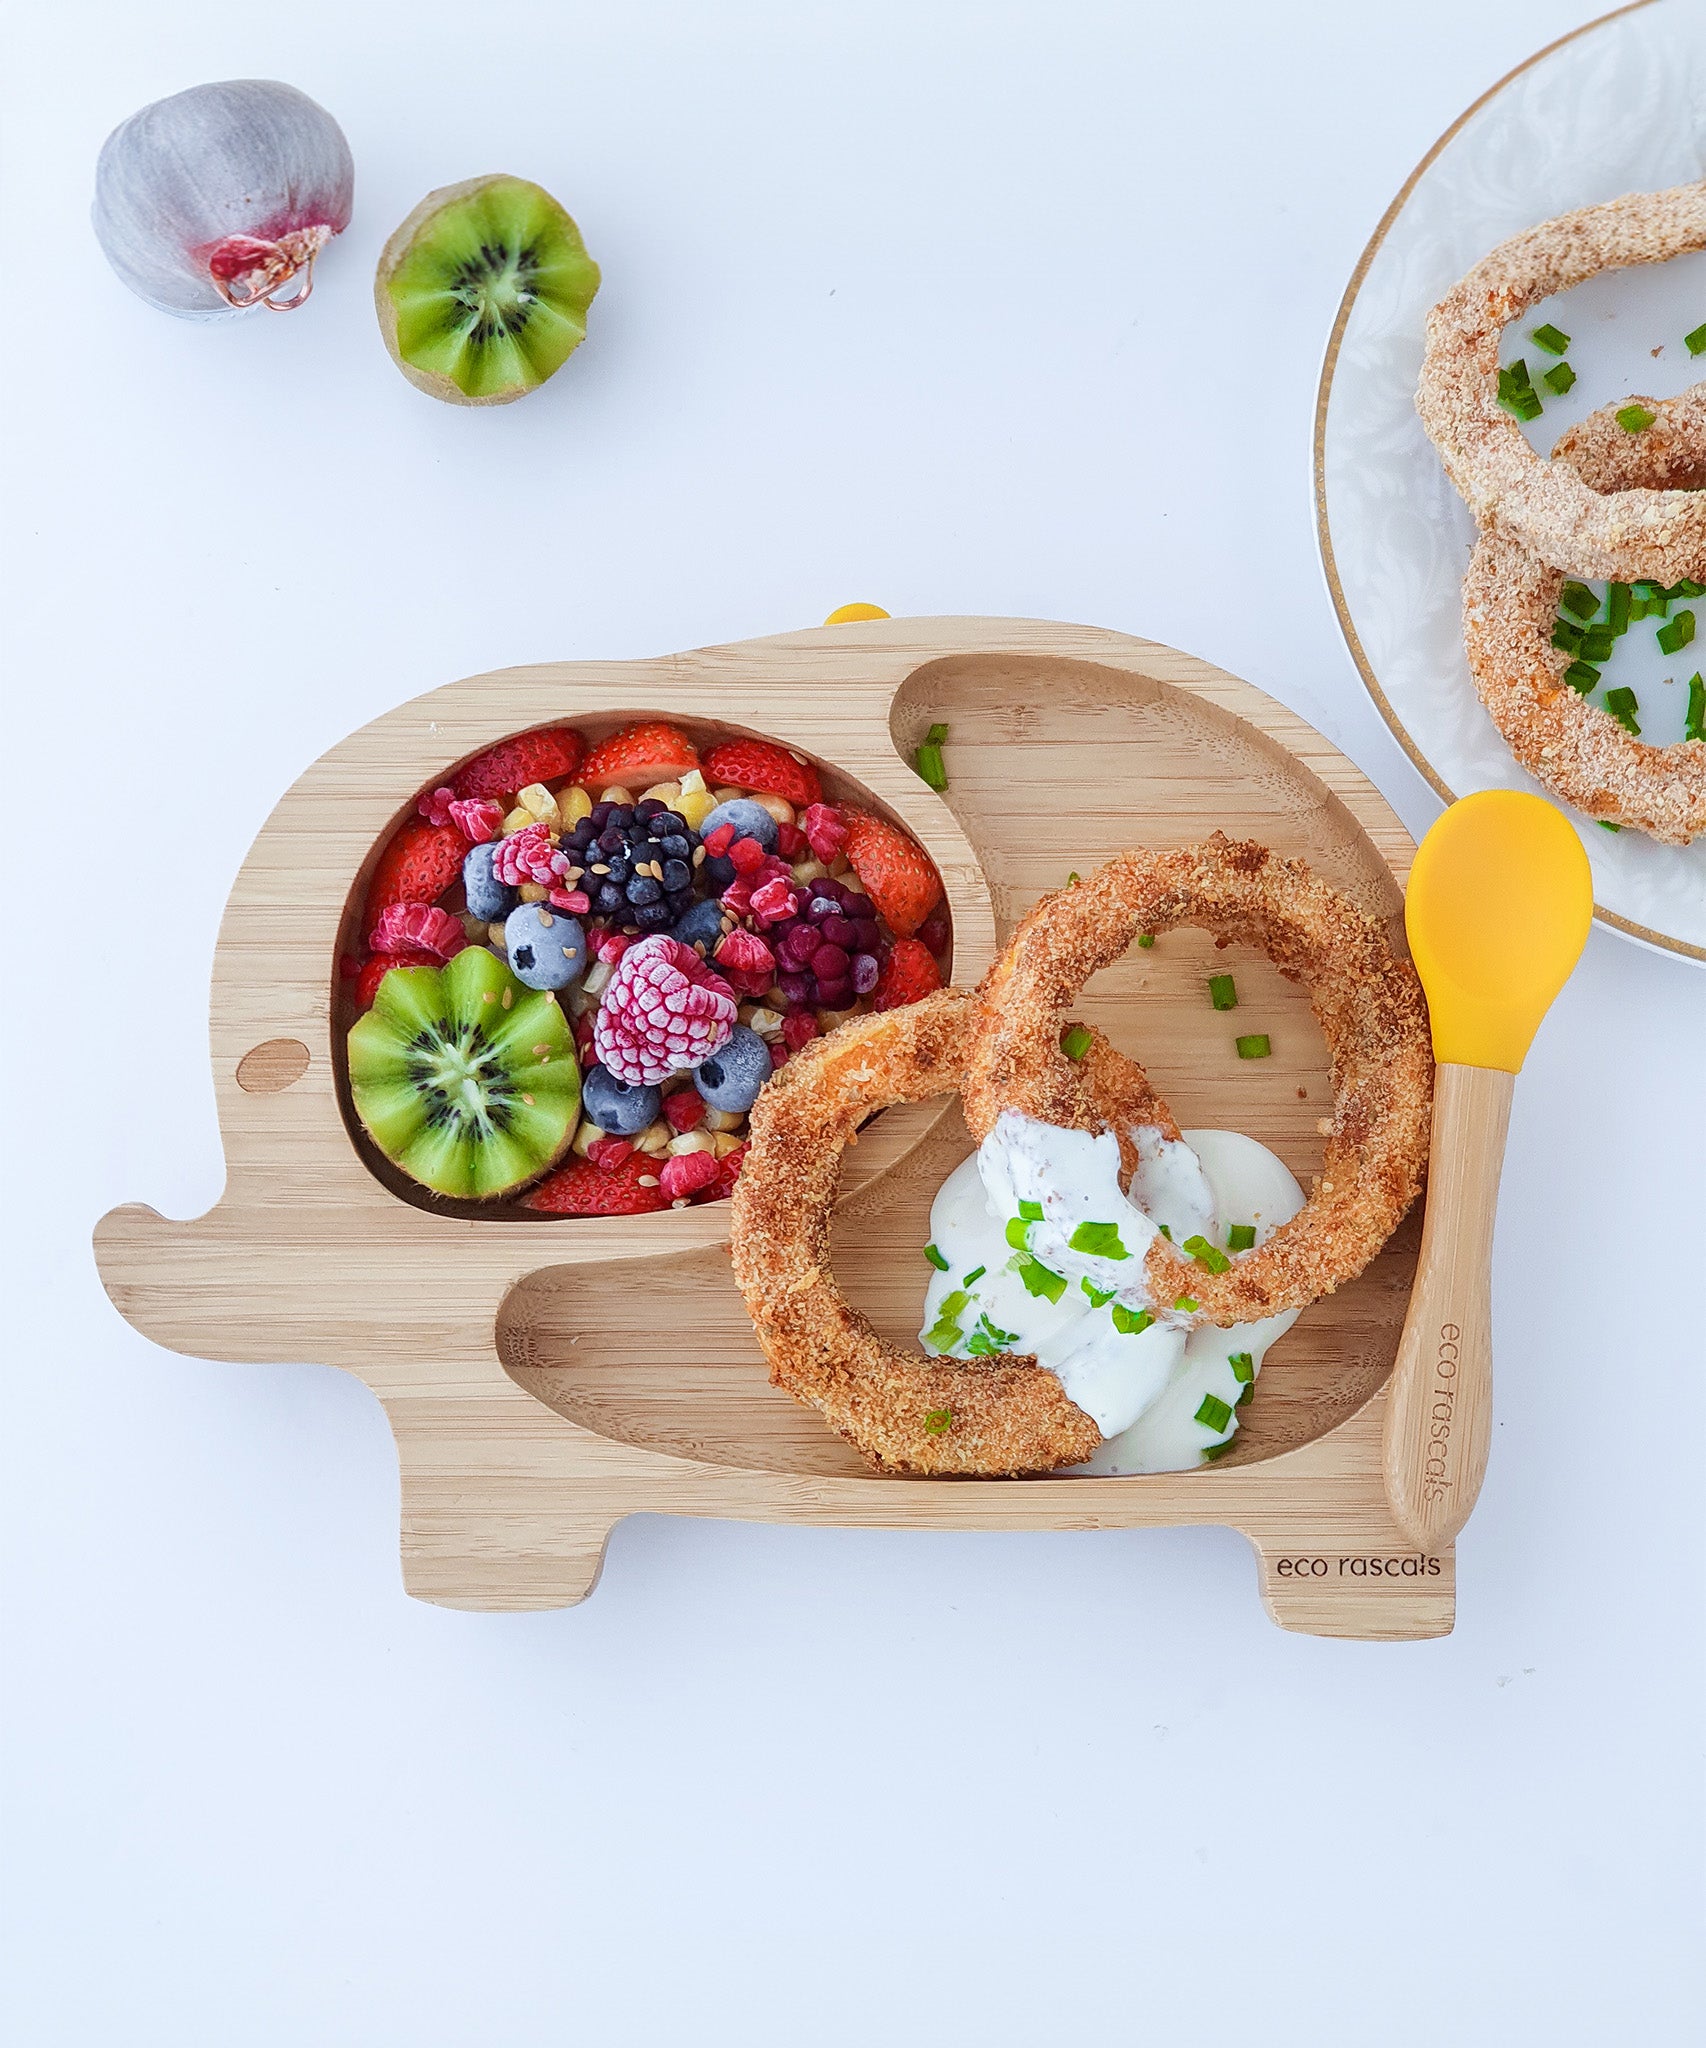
[1318, 0, 1706, 961]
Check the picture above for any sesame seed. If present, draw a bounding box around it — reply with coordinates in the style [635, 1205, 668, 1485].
[638, 1174, 660, 1187]
[502, 989, 514, 1009]
[539, 909, 554, 927]
[482, 990, 496, 1003]
[533, 1043, 551, 1057]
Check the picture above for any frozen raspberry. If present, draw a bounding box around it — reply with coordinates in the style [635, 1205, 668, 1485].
[449, 796, 505, 844]
[595, 930, 632, 965]
[747, 875, 800, 926]
[802, 802, 848, 863]
[728, 834, 768, 875]
[719, 855, 796, 919]
[713, 928, 777, 997]
[593, 935, 739, 1085]
[588, 1136, 635, 1171]
[660, 1150, 721, 1202]
[664, 1089, 707, 1133]
[549, 887, 591, 915]
[775, 821, 808, 859]
[369, 901, 468, 961]
[492, 822, 570, 889]
[782, 1011, 820, 1052]
[702, 822, 737, 858]
[416, 785, 458, 827]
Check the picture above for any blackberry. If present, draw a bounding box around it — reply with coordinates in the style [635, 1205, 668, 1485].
[563, 797, 702, 937]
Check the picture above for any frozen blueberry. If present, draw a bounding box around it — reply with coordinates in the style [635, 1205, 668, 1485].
[626, 874, 662, 906]
[699, 799, 779, 853]
[633, 902, 675, 931]
[693, 1026, 773, 1112]
[702, 854, 736, 891]
[582, 1064, 662, 1136]
[462, 842, 516, 923]
[504, 904, 587, 991]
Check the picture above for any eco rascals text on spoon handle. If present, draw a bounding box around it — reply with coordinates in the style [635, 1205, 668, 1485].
[1382, 1064, 1515, 1549]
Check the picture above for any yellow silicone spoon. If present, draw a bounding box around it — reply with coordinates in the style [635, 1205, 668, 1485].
[1383, 790, 1592, 1549]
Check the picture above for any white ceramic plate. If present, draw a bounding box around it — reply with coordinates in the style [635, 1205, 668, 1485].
[1316, 0, 1706, 962]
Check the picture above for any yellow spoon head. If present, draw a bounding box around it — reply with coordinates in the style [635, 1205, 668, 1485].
[1405, 791, 1593, 1072]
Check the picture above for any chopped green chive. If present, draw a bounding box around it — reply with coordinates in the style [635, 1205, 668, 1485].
[925, 1242, 949, 1270]
[1207, 973, 1238, 1011]
[1183, 1233, 1232, 1273]
[1081, 1277, 1116, 1306]
[1018, 1199, 1043, 1221]
[1202, 1437, 1237, 1462]
[1069, 1220, 1129, 1260]
[1551, 618, 1583, 654]
[1578, 625, 1615, 663]
[923, 1408, 952, 1434]
[1542, 360, 1577, 396]
[914, 742, 947, 792]
[1531, 323, 1570, 355]
[1235, 1034, 1271, 1059]
[923, 1319, 964, 1351]
[936, 1290, 969, 1320]
[1174, 1295, 1198, 1313]
[1135, 933, 1155, 948]
[1686, 674, 1704, 743]
[1195, 1393, 1233, 1433]
[1616, 404, 1656, 433]
[1237, 1383, 1253, 1408]
[1560, 582, 1599, 621]
[1603, 686, 1641, 736]
[924, 722, 950, 745]
[1657, 609, 1696, 656]
[1497, 359, 1543, 422]
[966, 1312, 1020, 1357]
[1157, 1223, 1172, 1241]
[1606, 583, 1632, 636]
[1061, 1024, 1093, 1061]
[962, 1266, 986, 1287]
[1668, 580, 1705, 600]
[1110, 1304, 1154, 1337]
[1015, 1254, 1067, 1303]
[1229, 1351, 1255, 1383]
[1005, 1216, 1032, 1252]
[1563, 661, 1601, 694]
[1686, 321, 1706, 356]
[1598, 820, 1622, 832]
[1226, 1223, 1257, 1252]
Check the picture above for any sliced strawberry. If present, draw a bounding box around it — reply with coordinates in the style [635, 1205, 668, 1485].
[872, 938, 943, 1011]
[841, 813, 942, 940]
[664, 1089, 706, 1133]
[524, 1150, 672, 1216]
[700, 1142, 748, 1202]
[366, 820, 468, 915]
[451, 727, 585, 802]
[580, 721, 699, 791]
[353, 949, 437, 1009]
[701, 739, 822, 809]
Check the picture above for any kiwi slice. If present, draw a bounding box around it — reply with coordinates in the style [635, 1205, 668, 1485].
[375, 174, 600, 406]
[347, 947, 580, 1198]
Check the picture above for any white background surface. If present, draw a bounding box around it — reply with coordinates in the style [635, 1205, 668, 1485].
[2, 3, 1700, 2042]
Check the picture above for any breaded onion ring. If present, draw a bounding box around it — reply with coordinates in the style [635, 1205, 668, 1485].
[1416, 183, 1706, 582]
[1463, 399, 1706, 845]
[962, 837, 1432, 1324]
[731, 989, 1104, 1475]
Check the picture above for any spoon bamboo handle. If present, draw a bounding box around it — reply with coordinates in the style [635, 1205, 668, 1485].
[1382, 1063, 1515, 1549]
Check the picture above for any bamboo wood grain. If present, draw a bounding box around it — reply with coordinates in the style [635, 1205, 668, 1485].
[1382, 1064, 1513, 1548]
[92, 617, 1460, 1639]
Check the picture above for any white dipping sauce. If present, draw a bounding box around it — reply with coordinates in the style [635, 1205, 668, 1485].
[920, 1116, 1305, 1470]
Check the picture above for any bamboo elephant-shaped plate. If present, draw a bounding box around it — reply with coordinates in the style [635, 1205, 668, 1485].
[94, 617, 1457, 1640]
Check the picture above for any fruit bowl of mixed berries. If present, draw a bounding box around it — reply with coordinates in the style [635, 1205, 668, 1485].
[338, 717, 950, 1217]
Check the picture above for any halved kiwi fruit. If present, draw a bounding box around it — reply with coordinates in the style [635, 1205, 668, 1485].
[375, 174, 600, 406]
[347, 947, 580, 1197]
